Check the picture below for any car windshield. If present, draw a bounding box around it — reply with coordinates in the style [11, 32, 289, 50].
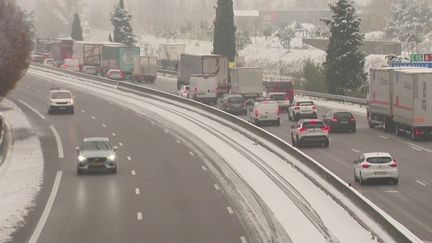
[303, 122, 325, 129]
[270, 94, 285, 100]
[81, 141, 112, 151]
[228, 97, 244, 103]
[51, 92, 71, 99]
[297, 101, 314, 106]
[334, 112, 352, 118]
[366, 157, 392, 163]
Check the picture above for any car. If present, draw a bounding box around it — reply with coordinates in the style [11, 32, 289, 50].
[288, 100, 318, 121]
[48, 88, 74, 114]
[177, 85, 190, 98]
[43, 58, 56, 67]
[322, 111, 356, 133]
[31, 54, 44, 63]
[82, 65, 99, 75]
[217, 94, 247, 115]
[291, 119, 329, 147]
[249, 101, 280, 126]
[76, 137, 118, 174]
[107, 69, 124, 80]
[62, 58, 80, 72]
[264, 92, 291, 112]
[353, 152, 399, 185]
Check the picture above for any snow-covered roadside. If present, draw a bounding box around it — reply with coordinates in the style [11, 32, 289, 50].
[0, 99, 44, 243]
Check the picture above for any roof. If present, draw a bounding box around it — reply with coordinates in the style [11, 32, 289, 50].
[83, 137, 110, 142]
[363, 152, 392, 157]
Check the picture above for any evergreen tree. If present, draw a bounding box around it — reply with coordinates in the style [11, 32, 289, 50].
[303, 59, 327, 93]
[71, 13, 83, 41]
[323, 0, 366, 95]
[111, 0, 136, 46]
[212, 0, 236, 61]
[0, 0, 32, 96]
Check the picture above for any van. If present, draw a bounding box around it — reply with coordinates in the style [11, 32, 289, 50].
[62, 58, 80, 72]
[188, 75, 218, 104]
[250, 101, 280, 126]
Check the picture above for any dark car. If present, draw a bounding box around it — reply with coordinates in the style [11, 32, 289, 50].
[322, 111, 356, 133]
[217, 94, 247, 115]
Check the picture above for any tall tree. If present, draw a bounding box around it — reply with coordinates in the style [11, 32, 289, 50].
[323, 0, 367, 95]
[212, 0, 236, 61]
[0, 0, 32, 96]
[71, 13, 83, 41]
[111, 0, 136, 46]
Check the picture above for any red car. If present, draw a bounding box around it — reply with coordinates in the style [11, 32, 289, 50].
[106, 69, 124, 80]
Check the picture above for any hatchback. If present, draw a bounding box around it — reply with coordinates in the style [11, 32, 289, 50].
[353, 152, 398, 185]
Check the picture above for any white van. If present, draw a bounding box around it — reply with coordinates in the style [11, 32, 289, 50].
[62, 58, 80, 72]
[250, 101, 280, 126]
[188, 75, 218, 104]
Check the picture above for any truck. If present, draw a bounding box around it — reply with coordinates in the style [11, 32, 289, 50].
[177, 54, 229, 95]
[229, 67, 263, 98]
[188, 75, 218, 104]
[132, 56, 158, 83]
[72, 41, 103, 71]
[158, 43, 186, 71]
[50, 38, 73, 66]
[262, 76, 295, 103]
[101, 45, 140, 79]
[368, 68, 432, 140]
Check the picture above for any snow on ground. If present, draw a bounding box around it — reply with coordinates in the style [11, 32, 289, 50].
[0, 99, 44, 243]
[27, 68, 403, 242]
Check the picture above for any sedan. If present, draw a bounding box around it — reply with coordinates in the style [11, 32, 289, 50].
[322, 111, 356, 133]
[353, 152, 398, 185]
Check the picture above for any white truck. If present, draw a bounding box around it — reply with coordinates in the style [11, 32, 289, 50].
[177, 54, 228, 95]
[158, 43, 186, 71]
[368, 68, 432, 140]
[72, 41, 103, 72]
[229, 67, 263, 99]
[132, 56, 158, 83]
[188, 75, 218, 104]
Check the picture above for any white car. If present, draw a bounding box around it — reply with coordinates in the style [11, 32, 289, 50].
[291, 119, 329, 147]
[249, 101, 280, 126]
[48, 88, 74, 114]
[43, 58, 56, 67]
[353, 152, 399, 185]
[177, 85, 189, 98]
[76, 137, 118, 174]
[288, 100, 318, 121]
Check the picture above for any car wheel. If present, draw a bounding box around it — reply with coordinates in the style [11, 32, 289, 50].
[276, 120, 280, 126]
[291, 134, 296, 146]
[313, 113, 317, 119]
[77, 167, 83, 175]
[324, 141, 329, 148]
[112, 167, 117, 174]
[359, 173, 366, 185]
[70, 108, 74, 114]
[48, 109, 52, 114]
[393, 178, 399, 185]
[296, 136, 301, 147]
[351, 127, 356, 133]
[354, 170, 358, 182]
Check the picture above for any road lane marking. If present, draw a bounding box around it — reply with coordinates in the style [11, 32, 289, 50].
[80, 109, 86, 113]
[137, 212, 143, 220]
[127, 156, 132, 161]
[176, 139, 181, 144]
[351, 149, 360, 153]
[131, 170, 136, 175]
[403, 141, 432, 154]
[49, 126, 64, 159]
[240, 236, 247, 243]
[28, 171, 63, 243]
[214, 184, 220, 190]
[102, 123, 107, 128]
[18, 99, 46, 120]
[384, 190, 399, 193]
[201, 166, 208, 171]
[189, 151, 194, 156]
[112, 133, 116, 137]
[416, 180, 427, 186]
[227, 207, 234, 214]
[411, 146, 422, 151]
[135, 188, 140, 195]
[91, 115, 96, 119]
[164, 129, 169, 134]
[119, 142, 124, 146]
[151, 121, 156, 125]
[379, 135, 389, 140]
[36, 90, 41, 93]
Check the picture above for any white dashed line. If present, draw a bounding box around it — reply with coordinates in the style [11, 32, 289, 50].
[18, 99, 46, 120]
[189, 151, 194, 156]
[214, 184, 220, 190]
[91, 116, 96, 119]
[49, 126, 64, 159]
[164, 129, 169, 134]
[36, 90, 41, 93]
[151, 121, 156, 125]
[119, 142, 124, 147]
[351, 149, 360, 153]
[28, 171, 63, 243]
[80, 109, 86, 113]
[240, 236, 247, 243]
[137, 212, 143, 220]
[176, 140, 181, 144]
[379, 135, 389, 140]
[26, 86, 30, 89]
[135, 188, 140, 195]
[112, 133, 116, 137]
[411, 146, 422, 151]
[227, 207, 234, 214]
[201, 166, 208, 171]
[127, 156, 132, 161]
[416, 180, 427, 186]
[384, 190, 399, 193]
[102, 124, 107, 128]
[403, 142, 432, 154]
[131, 170, 136, 176]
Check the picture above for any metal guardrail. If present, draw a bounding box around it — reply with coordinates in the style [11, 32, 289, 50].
[29, 64, 421, 242]
[157, 68, 178, 76]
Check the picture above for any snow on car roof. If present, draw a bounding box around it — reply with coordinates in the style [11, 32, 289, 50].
[363, 152, 392, 157]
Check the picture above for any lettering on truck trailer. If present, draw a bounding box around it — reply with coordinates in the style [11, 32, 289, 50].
[123, 52, 135, 65]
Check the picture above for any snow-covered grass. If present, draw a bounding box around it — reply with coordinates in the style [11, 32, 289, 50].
[0, 99, 44, 243]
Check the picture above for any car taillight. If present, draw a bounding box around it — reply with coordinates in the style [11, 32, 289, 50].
[331, 118, 338, 122]
[414, 129, 424, 136]
[362, 163, 370, 169]
[321, 126, 329, 132]
[255, 110, 259, 117]
[350, 116, 355, 122]
[294, 106, 300, 110]
[389, 162, 398, 168]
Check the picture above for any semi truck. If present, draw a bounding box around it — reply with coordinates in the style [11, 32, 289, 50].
[368, 68, 432, 140]
[50, 38, 73, 66]
[177, 54, 228, 95]
[72, 41, 104, 71]
[158, 43, 185, 71]
[132, 56, 158, 83]
[229, 67, 263, 98]
[101, 45, 140, 79]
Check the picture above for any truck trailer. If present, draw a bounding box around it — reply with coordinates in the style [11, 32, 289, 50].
[158, 43, 185, 71]
[177, 54, 228, 95]
[132, 56, 158, 83]
[72, 41, 104, 71]
[229, 67, 263, 98]
[101, 45, 140, 79]
[50, 38, 73, 66]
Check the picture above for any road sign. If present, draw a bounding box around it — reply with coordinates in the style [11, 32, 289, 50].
[410, 54, 424, 62]
[424, 54, 432, 61]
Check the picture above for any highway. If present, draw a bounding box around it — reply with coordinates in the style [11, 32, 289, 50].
[140, 74, 432, 242]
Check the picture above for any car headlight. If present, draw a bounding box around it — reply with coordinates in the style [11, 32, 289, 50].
[108, 154, 116, 161]
[78, 155, 87, 162]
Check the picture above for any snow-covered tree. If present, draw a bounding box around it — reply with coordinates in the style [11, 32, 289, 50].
[385, 0, 432, 43]
[0, 0, 32, 95]
[276, 24, 295, 52]
[71, 13, 83, 41]
[213, 0, 237, 62]
[236, 30, 252, 52]
[323, 0, 367, 95]
[111, 0, 136, 46]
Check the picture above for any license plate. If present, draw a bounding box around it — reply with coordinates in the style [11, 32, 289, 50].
[341, 121, 348, 124]
[261, 116, 268, 119]
[374, 172, 386, 175]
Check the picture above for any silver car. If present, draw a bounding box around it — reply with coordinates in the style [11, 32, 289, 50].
[291, 119, 329, 147]
[76, 137, 118, 174]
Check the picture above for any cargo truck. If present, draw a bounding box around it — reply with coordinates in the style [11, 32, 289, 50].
[72, 41, 104, 71]
[229, 67, 263, 99]
[50, 38, 73, 66]
[132, 56, 158, 83]
[158, 43, 185, 71]
[262, 77, 295, 103]
[367, 68, 432, 140]
[177, 54, 228, 95]
[101, 45, 140, 79]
